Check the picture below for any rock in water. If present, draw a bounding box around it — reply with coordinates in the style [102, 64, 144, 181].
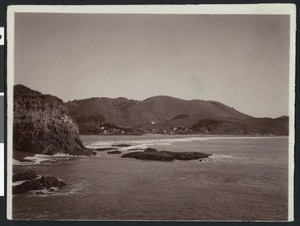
[122, 150, 212, 162]
[13, 171, 38, 182]
[13, 85, 95, 156]
[96, 148, 117, 151]
[122, 151, 175, 162]
[37, 176, 66, 189]
[111, 144, 132, 147]
[144, 147, 158, 152]
[107, 150, 122, 154]
[13, 176, 66, 195]
[171, 152, 212, 160]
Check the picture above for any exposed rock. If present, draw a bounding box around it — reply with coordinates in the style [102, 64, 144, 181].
[107, 150, 122, 154]
[13, 85, 96, 156]
[111, 144, 132, 147]
[13, 176, 66, 195]
[13, 179, 43, 195]
[13, 171, 38, 182]
[37, 176, 66, 189]
[144, 147, 158, 152]
[127, 148, 144, 151]
[122, 151, 174, 162]
[122, 150, 212, 162]
[96, 148, 118, 152]
[171, 152, 212, 160]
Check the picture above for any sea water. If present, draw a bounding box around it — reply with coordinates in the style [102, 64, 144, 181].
[12, 135, 289, 220]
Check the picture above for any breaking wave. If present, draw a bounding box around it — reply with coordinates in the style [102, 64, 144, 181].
[85, 136, 273, 149]
[201, 154, 242, 163]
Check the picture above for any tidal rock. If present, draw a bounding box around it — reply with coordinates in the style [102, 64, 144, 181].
[107, 150, 121, 154]
[13, 171, 38, 182]
[111, 144, 132, 147]
[121, 150, 212, 162]
[144, 148, 158, 152]
[122, 151, 175, 162]
[13, 85, 96, 156]
[37, 176, 66, 189]
[13, 176, 66, 195]
[96, 148, 118, 151]
[171, 152, 212, 160]
[127, 148, 144, 151]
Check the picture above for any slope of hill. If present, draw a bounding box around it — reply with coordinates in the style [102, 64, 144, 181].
[65, 95, 288, 136]
[65, 95, 250, 126]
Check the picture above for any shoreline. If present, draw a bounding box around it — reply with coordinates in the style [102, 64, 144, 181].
[79, 133, 289, 138]
[12, 135, 289, 163]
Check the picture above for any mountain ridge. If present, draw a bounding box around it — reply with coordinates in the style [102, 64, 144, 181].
[65, 95, 251, 127]
[64, 94, 288, 136]
[13, 85, 288, 136]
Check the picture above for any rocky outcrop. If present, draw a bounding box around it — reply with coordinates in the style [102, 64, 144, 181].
[111, 144, 132, 147]
[122, 151, 175, 162]
[122, 149, 212, 162]
[13, 85, 95, 156]
[144, 147, 158, 152]
[96, 148, 117, 152]
[107, 150, 121, 154]
[13, 171, 38, 182]
[13, 175, 66, 195]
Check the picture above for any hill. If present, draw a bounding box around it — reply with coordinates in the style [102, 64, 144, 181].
[65, 96, 288, 136]
[65, 96, 250, 125]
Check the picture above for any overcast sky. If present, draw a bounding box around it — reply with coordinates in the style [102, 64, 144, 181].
[14, 13, 290, 118]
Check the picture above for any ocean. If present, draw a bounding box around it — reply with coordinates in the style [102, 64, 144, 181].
[12, 135, 289, 221]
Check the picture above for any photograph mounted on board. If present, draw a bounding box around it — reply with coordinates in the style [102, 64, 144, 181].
[6, 5, 295, 221]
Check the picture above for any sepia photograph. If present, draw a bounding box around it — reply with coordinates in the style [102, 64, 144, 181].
[7, 5, 295, 221]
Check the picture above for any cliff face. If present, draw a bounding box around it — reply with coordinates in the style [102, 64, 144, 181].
[13, 85, 95, 156]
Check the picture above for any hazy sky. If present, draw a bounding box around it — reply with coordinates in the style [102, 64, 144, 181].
[14, 13, 290, 118]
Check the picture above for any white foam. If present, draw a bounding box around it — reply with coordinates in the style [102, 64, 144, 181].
[52, 153, 72, 157]
[85, 141, 115, 148]
[23, 154, 55, 164]
[201, 154, 241, 163]
[25, 182, 84, 197]
[13, 157, 53, 166]
[13, 159, 30, 166]
[12, 180, 27, 186]
[86, 136, 279, 149]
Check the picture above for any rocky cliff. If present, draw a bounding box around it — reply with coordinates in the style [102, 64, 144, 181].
[13, 85, 95, 156]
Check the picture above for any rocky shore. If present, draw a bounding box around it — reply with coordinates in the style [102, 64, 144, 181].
[13, 171, 66, 195]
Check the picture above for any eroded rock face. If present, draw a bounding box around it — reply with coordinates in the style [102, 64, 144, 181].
[13, 85, 95, 156]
